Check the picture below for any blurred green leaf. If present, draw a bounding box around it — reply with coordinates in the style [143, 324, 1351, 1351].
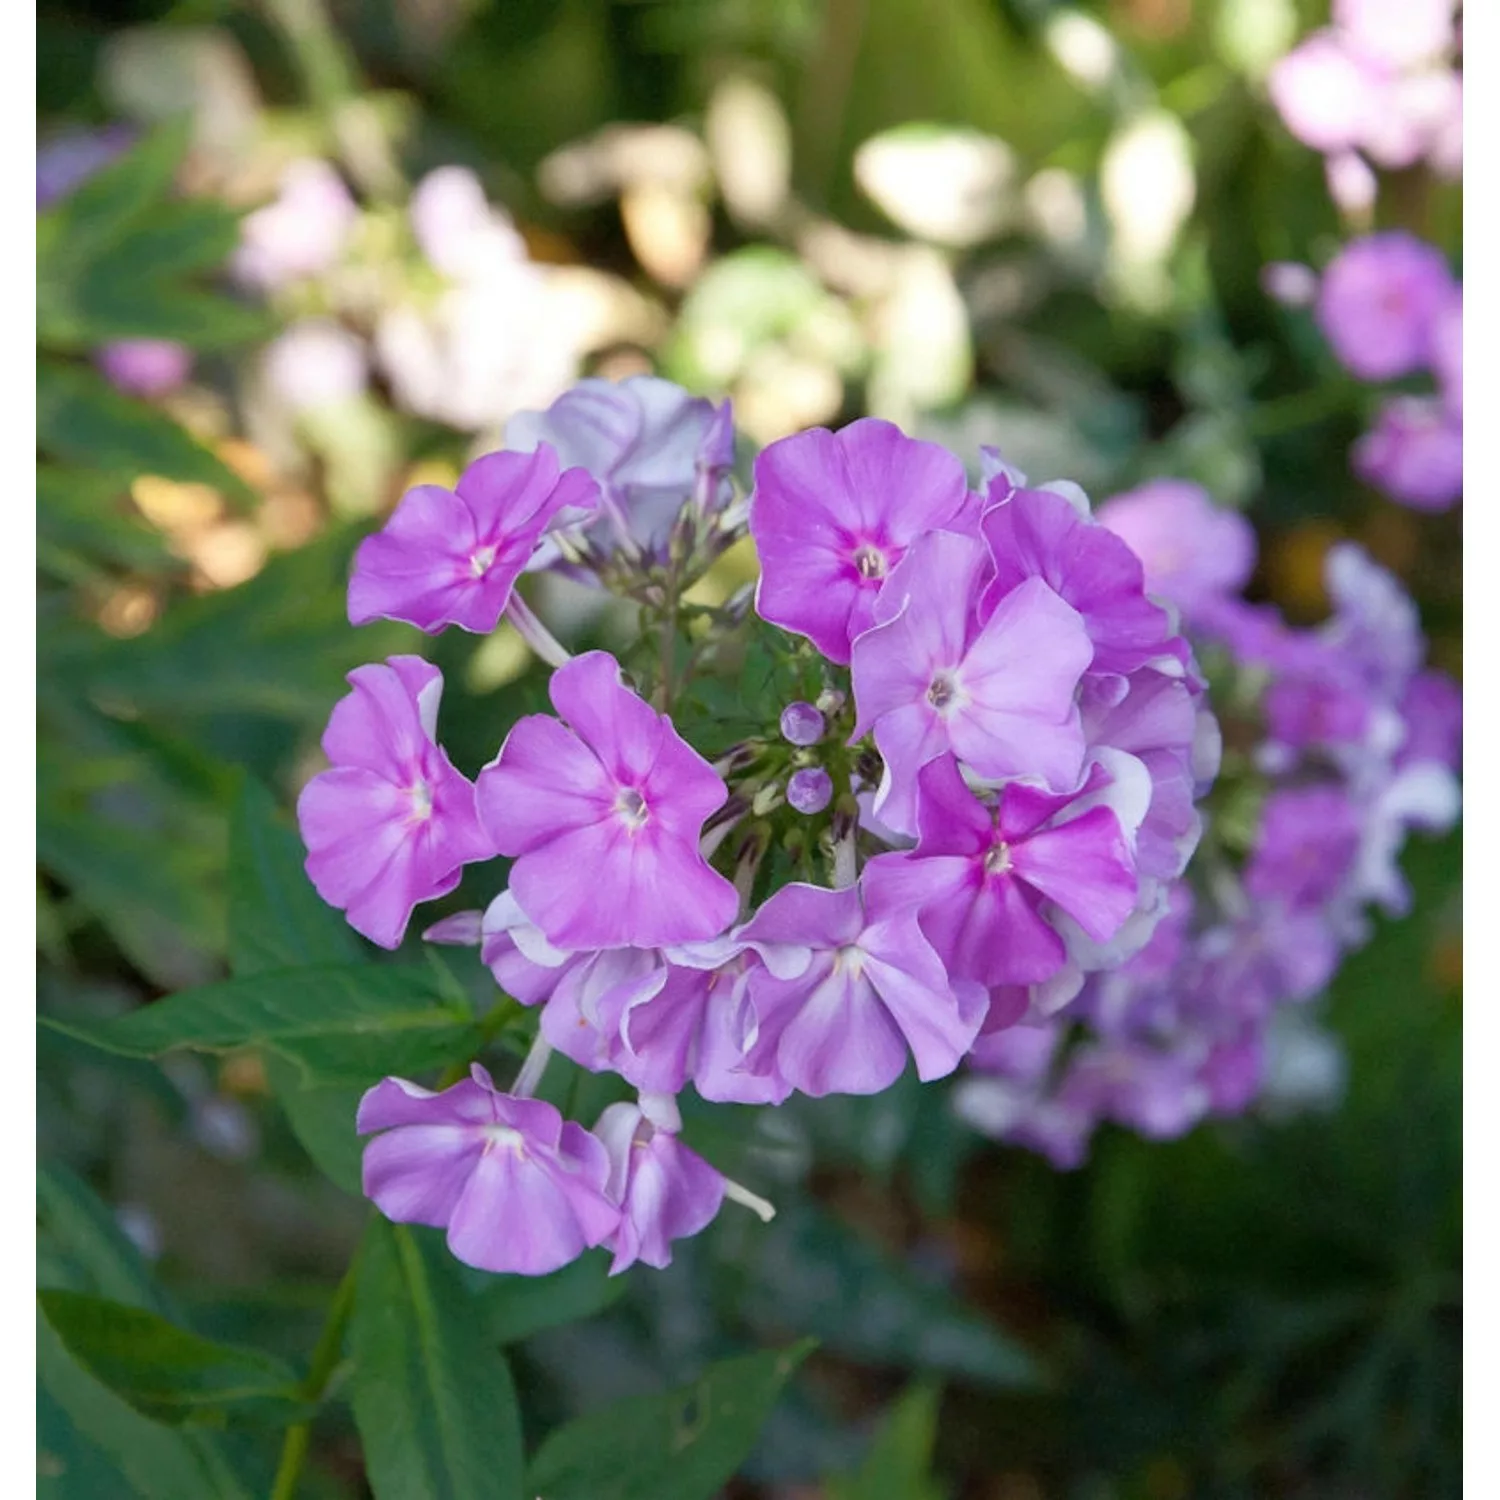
[36, 362, 255, 505]
[37, 1164, 175, 1317]
[350, 1220, 525, 1500]
[38, 1312, 252, 1500]
[39, 118, 193, 273]
[38, 466, 177, 578]
[38, 1290, 311, 1428]
[827, 1381, 946, 1500]
[526, 1340, 815, 1500]
[733, 1201, 1038, 1388]
[468, 1250, 627, 1345]
[41, 964, 483, 1085]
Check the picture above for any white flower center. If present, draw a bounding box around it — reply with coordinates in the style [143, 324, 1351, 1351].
[407, 779, 434, 822]
[983, 840, 1013, 875]
[482, 1124, 526, 1154]
[615, 787, 650, 830]
[927, 671, 960, 713]
[853, 544, 888, 580]
[469, 545, 497, 578]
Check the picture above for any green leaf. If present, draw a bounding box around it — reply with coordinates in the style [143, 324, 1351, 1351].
[526, 1340, 815, 1500]
[37, 466, 176, 577]
[37, 362, 255, 505]
[55, 277, 273, 352]
[730, 1202, 1038, 1389]
[40, 118, 193, 273]
[826, 1382, 946, 1500]
[227, 777, 363, 979]
[470, 1250, 627, 1345]
[37, 1164, 176, 1317]
[350, 1220, 525, 1500]
[41, 963, 482, 1086]
[39, 1290, 311, 1428]
[37, 1378, 140, 1500]
[85, 197, 242, 283]
[263, 1054, 365, 1195]
[38, 1312, 252, 1500]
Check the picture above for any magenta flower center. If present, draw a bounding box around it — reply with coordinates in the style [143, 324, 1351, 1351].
[852, 543, 889, 581]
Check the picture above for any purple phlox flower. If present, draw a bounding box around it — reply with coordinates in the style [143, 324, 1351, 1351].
[1324, 150, 1378, 216]
[358, 1065, 619, 1275]
[1059, 1042, 1210, 1143]
[1352, 396, 1462, 512]
[232, 159, 357, 292]
[1315, 233, 1456, 383]
[595, 1101, 726, 1274]
[1320, 543, 1424, 696]
[1201, 1033, 1265, 1116]
[750, 418, 975, 665]
[1245, 786, 1363, 909]
[298, 657, 494, 948]
[1262, 672, 1376, 761]
[1081, 669, 1209, 885]
[779, 701, 825, 746]
[1334, 0, 1457, 71]
[1195, 906, 1342, 1019]
[477, 652, 737, 949]
[1094, 480, 1257, 618]
[1428, 289, 1462, 418]
[979, 480, 1177, 677]
[1267, 30, 1385, 155]
[94, 340, 193, 400]
[848, 530, 1092, 837]
[507, 377, 734, 558]
[348, 444, 599, 634]
[1360, 67, 1463, 171]
[36, 125, 134, 208]
[735, 877, 985, 1098]
[410, 166, 529, 284]
[262, 320, 369, 412]
[423, 910, 484, 946]
[1344, 761, 1460, 921]
[862, 754, 1139, 992]
[1397, 669, 1462, 772]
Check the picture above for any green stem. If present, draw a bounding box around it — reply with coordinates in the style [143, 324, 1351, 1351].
[1244, 381, 1359, 439]
[268, 1248, 362, 1500]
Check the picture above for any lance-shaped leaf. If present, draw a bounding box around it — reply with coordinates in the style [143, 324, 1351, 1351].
[40, 963, 483, 1086]
[526, 1340, 815, 1500]
[39, 1290, 312, 1428]
[349, 1220, 525, 1500]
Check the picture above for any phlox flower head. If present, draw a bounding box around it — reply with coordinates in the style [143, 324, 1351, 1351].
[849, 529, 1092, 836]
[1244, 786, 1363, 909]
[1315, 233, 1456, 383]
[507, 376, 734, 558]
[94, 340, 193, 400]
[750, 418, 974, 665]
[232, 159, 357, 292]
[1333, 0, 1457, 71]
[735, 877, 986, 1098]
[1351, 396, 1462, 512]
[262, 320, 369, 412]
[476, 652, 737, 950]
[1094, 480, 1257, 618]
[358, 1066, 619, 1275]
[1267, 30, 1383, 155]
[348, 445, 599, 633]
[298, 658, 493, 948]
[595, 1102, 726, 1274]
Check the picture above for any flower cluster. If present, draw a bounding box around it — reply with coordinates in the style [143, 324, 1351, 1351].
[1267, 0, 1462, 210]
[953, 481, 1461, 1165]
[1272, 233, 1463, 513]
[300, 376, 1222, 1273]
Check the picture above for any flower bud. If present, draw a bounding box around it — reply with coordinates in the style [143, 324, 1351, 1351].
[787, 767, 833, 815]
[779, 701, 825, 746]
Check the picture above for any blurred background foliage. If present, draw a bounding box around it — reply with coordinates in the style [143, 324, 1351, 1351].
[37, 0, 1460, 1496]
